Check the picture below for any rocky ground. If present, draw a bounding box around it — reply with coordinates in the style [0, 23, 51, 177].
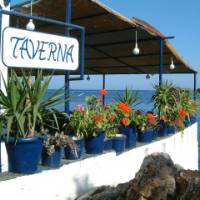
[76, 152, 200, 200]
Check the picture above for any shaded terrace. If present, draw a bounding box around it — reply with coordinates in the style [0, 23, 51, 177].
[11, 0, 197, 109]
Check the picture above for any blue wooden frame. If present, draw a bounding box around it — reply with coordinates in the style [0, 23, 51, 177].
[0, 7, 85, 113]
[65, 0, 71, 113]
[159, 38, 164, 86]
[194, 72, 197, 99]
[0, 9, 85, 80]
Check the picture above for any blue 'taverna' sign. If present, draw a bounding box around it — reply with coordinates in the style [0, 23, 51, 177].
[2, 27, 79, 70]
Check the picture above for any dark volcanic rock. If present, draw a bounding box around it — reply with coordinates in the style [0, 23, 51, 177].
[126, 152, 177, 200]
[175, 170, 200, 200]
[76, 153, 200, 200]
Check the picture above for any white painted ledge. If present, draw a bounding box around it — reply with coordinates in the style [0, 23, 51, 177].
[0, 123, 198, 200]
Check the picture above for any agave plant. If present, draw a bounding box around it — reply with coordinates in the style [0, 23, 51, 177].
[0, 69, 66, 138]
[152, 81, 181, 124]
[114, 87, 139, 107]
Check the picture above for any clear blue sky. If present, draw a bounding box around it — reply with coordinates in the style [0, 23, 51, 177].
[11, 0, 200, 90]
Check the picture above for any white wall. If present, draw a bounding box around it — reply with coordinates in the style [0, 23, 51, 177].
[0, 123, 198, 200]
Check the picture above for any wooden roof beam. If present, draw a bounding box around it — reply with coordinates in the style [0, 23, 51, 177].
[86, 36, 174, 48]
[88, 45, 146, 74]
[85, 52, 172, 60]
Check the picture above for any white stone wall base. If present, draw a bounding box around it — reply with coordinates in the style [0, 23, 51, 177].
[0, 123, 198, 200]
[0, 142, 8, 172]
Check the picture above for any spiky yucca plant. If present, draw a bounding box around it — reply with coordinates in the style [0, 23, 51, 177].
[114, 87, 139, 107]
[0, 70, 65, 139]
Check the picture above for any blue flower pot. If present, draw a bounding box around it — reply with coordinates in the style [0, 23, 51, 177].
[3, 136, 43, 174]
[138, 130, 153, 143]
[190, 116, 197, 124]
[158, 121, 168, 137]
[112, 134, 126, 154]
[85, 132, 105, 154]
[65, 137, 85, 160]
[104, 138, 113, 151]
[152, 129, 158, 140]
[119, 126, 137, 148]
[41, 147, 61, 168]
[168, 125, 176, 135]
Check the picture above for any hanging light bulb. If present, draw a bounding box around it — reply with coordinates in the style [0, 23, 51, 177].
[26, 0, 35, 31]
[146, 74, 150, 79]
[170, 57, 175, 70]
[26, 19, 35, 31]
[133, 30, 140, 55]
[86, 74, 90, 81]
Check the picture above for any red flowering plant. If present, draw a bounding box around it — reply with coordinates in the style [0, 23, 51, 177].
[68, 102, 103, 139]
[113, 101, 133, 127]
[113, 87, 140, 128]
[145, 112, 158, 130]
[101, 106, 120, 139]
[68, 104, 86, 138]
[132, 110, 158, 133]
[179, 90, 198, 120]
[100, 88, 108, 96]
[172, 90, 198, 130]
[75, 92, 115, 139]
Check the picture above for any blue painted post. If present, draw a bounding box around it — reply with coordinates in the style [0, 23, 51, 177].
[64, 0, 71, 113]
[102, 74, 105, 106]
[159, 38, 164, 86]
[194, 72, 197, 99]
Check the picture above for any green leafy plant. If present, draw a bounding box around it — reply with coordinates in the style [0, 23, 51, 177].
[132, 110, 158, 132]
[68, 105, 86, 138]
[179, 90, 198, 118]
[69, 96, 119, 139]
[105, 127, 119, 139]
[42, 109, 69, 134]
[152, 81, 180, 125]
[152, 81, 199, 130]
[0, 70, 65, 139]
[114, 87, 139, 107]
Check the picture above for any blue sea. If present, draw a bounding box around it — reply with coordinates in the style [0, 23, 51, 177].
[47, 89, 155, 112]
[47, 89, 200, 168]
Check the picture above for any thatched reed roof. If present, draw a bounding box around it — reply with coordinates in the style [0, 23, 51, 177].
[13, 0, 197, 75]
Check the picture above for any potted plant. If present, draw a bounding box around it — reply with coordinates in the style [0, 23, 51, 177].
[179, 89, 198, 126]
[101, 104, 126, 154]
[65, 104, 86, 160]
[0, 70, 64, 174]
[114, 88, 139, 149]
[42, 132, 76, 167]
[83, 96, 106, 155]
[111, 128, 126, 154]
[104, 128, 115, 151]
[102, 106, 119, 151]
[133, 110, 154, 143]
[114, 101, 137, 149]
[41, 109, 77, 167]
[152, 81, 182, 136]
